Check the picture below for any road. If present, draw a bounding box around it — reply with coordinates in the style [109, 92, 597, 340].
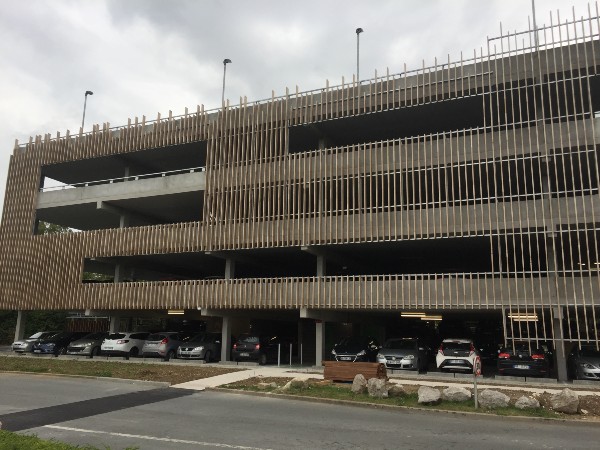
[1, 374, 599, 450]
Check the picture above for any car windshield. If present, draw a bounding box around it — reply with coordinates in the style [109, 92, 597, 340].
[47, 332, 69, 340]
[580, 348, 600, 357]
[107, 333, 126, 340]
[442, 341, 472, 351]
[28, 332, 44, 339]
[238, 335, 260, 344]
[504, 343, 536, 353]
[82, 332, 105, 340]
[337, 337, 371, 347]
[147, 334, 168, 341]
[384, 339, 416, 350]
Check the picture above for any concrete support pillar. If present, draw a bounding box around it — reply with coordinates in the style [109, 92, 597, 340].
[14, 310, 27, 342]
[315, 320, 325, 366]
[221, 316, 232, 362]
[552, 307, 568, 382]
[119, 214, 130, 228]
[297, 320, 304, 364]
[114, 264, 123, 283]
[317, 255, 326, 277]
[109, 315, 120, 333]
[225, 258, 236, 280]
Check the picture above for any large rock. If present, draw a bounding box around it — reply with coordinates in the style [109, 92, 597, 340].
[418, 386, 441, 405]
[351, 374, 367, 394]
[278, 377, 308, 392]
[514, 396, 540, 410]
[257, 382, 278, 390]
[479, 390, 510, 409]
[387, 383, 406, 398]
[550, 388, 579, 414]
[442, 386, 472, 402]
[367, 377, 389, 398]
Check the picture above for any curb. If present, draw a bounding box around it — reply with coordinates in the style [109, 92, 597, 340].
[209, 387, 600, 424]
[0, 370, 171, 388]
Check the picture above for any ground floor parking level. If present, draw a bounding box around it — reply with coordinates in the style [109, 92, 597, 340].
[10, 305, 600, 381]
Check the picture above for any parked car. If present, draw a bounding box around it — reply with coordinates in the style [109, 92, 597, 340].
[232, 334, 290, 365]
[12, 331, 60, 353]
[436, 338, 479, 373]
[497, 341, 549, 377]
[142, 331, 187, 361]
[66, 331, 109, 358]
[177, 332, 222, 362]
[376, 338, 428, 371]
[101, 331, 150, 359]
[568, 345, 600, 381]
[31, 331, 89, 356]
[331, 336, 380, 362]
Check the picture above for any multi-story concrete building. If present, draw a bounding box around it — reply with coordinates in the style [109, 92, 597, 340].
[1, 8, 599, 379]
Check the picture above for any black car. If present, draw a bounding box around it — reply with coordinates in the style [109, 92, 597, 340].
[232, 334, 290, 365]
[331, 336, 380, 362]
[497, 342, 550, 377]
[32, 331, 89, 357]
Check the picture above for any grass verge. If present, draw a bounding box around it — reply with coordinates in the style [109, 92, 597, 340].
[0, 429, 137, 450]
[0, 355, 241, 385]
[224, 378, 562, 419]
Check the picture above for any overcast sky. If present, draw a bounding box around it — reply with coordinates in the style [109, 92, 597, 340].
[0, 0, 596, 216]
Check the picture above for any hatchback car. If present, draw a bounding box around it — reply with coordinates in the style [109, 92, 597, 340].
[67, 331, 109, 358]
[436, 338, 479, 372]
[568, 345, 600, 381]
[12, 331, 60, 353]
[232, 334, 290, 365]
[101, 331, 150, 359]
[497, 341, 549, 377]
[31, 331, 89, 356]
[331, 336, 381, 362]
[142, 332, 187, 361]
[376, 338, 428, 371]
[177, 332, 222, 362]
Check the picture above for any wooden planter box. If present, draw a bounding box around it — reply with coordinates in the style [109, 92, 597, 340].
[322, 361, 387, 382]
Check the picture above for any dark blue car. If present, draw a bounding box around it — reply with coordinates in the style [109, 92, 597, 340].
[32, 331, 89, 356]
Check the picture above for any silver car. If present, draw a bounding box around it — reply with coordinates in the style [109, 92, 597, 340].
[12, 331, 60, 353]
[377, 338, 428, 371]
[67, 331, 109, 358]
[177, 332, 222, 362]
[568, 346, 600, 381]
[142, 332, 186, 361]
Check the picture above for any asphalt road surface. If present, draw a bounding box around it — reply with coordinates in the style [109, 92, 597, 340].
[1, 374, 599, 450]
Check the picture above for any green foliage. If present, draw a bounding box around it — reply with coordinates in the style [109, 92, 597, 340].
[36, 221, 72, 235]
[0, 311, 69, 344]
[0, 429, 125, 449]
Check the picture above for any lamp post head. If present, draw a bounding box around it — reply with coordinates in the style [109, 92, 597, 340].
[85, 90, 93, 96]
[356, 27, 363, 35]
[223, 59, 232, 65]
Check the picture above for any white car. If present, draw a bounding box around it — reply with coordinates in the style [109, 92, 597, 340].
[101, 331, 149, 359]
[12, 331, 60, 353]
[436, 338, 478, 373]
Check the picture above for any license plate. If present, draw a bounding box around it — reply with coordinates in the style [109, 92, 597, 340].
[240, 352, 249, 357]
[450, 359, 463, 364]
[104, 347, 113, 350]
[340, 356, 352, 361]
[33, 349, 41, 353]
[514, 364, 530, 370]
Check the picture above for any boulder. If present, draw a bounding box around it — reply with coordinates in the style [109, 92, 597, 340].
[442, 386, 471, 402]
[550, 388, 579, 414]
[351, 374, 367, 394]
[418, 386, 441, 405]
[257, 382, 278, 390]
[514, 396, 540, 410]
[278, 377, 308, 392]
[367, 377, 389, 398]
[479, 390, 510, 409]
[387, 383, 406, 398]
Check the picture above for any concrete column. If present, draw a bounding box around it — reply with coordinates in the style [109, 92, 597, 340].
[315, 320, 325, 366]
[119, 214, 130, 228]
[221, 316, 232, 362]
[114, 264, 123, 283]
[109, 315, 120, 333]
[552, 307, 568, 382]
[297, 320, 304, 365]
[14, 310, 27, 342]
[317, 255, 326, 277]
[225, 258, 236, 280]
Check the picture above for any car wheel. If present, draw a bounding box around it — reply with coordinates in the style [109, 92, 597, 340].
[163, 350, 175, 362]
[126, 347, 139, 360]
[204, 350, 212, 363]
[54, 346, 65, 357]
[259, 353, 268, 365]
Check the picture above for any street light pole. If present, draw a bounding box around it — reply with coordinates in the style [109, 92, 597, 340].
[531, 0, 539, 51]
[81, 90, 93, 130]
[356, 28, 363, 84]
[222, 59, 231, 106]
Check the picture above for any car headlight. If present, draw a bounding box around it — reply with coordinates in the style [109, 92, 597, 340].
[405, 355, 415, 360]
[46, 343, 55, 348]
[357, 350, 366, 356]
[376, 353, 385, 359]
[331, 349, 337, 356]
[194, 346, 204, 351]
[581, 363, 598, 369]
